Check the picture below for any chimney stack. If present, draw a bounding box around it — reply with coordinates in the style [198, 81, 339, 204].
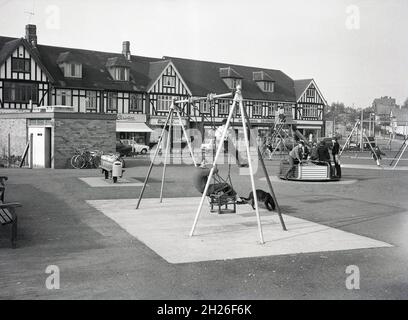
[25, 24, 37, 47]
[122, 41, 131, 60]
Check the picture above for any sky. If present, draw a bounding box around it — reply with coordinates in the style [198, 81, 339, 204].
[0, 0, 407, 108]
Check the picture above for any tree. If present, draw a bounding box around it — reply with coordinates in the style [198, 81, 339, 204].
[403, 98, 408, 109]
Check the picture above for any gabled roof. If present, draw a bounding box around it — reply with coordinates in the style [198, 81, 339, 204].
[164, 56, 296, 102]
[147, 60, 171, 89]
[0, 36, 54, 81]
[294, 79, 313, 100]
[0, 36, 163, 91]
[35, 42, 161, 91]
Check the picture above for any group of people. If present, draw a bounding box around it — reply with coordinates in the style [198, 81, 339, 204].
[285, 138, 342, 180]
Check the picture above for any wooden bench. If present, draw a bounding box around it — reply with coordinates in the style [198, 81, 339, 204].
[0, 176, 21, 248]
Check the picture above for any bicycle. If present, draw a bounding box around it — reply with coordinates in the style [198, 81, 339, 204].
[71, 149, 102, 169]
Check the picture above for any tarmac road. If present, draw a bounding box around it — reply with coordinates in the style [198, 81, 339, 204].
[0, 156, 408, 299]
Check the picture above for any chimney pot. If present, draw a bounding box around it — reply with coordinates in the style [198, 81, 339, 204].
[122, 41, 131, 60]
[25, 24, 37, 47]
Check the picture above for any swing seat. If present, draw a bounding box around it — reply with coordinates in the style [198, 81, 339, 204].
[208, 183, 237, 214]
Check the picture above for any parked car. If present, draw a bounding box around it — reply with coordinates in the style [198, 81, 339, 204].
[116, 141, 133, 157]
[120, 139, 150, 154]
[347, 141, 359, 150]
[319, 137, 334, 149]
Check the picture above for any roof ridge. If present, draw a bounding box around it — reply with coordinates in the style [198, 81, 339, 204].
[164, 55, 284, 73]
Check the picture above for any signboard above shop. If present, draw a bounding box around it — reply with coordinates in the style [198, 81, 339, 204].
[116, 114, 146, 122]
[149, 117, 187, 126]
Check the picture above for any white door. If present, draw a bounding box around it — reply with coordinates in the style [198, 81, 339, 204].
[28, 127, 51, 168]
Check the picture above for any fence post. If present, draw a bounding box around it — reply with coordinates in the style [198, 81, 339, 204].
[7, 133, 10, 168]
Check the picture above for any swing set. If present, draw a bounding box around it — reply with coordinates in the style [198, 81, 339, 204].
[136, 86, 287, 244]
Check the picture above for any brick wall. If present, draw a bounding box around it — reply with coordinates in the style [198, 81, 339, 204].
[53, 118, 116, 168]
[0, 118, 27, 158]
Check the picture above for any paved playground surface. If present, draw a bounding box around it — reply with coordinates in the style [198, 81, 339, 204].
[1, 153, 408, 299]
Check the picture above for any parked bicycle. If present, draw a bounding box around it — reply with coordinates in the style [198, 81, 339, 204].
[71, 149, 102, 169]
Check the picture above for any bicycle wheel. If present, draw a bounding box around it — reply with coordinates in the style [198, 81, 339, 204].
[75, 155, 87, 169]
[91, 155, 101, 168]
[71, 155, 81, 169]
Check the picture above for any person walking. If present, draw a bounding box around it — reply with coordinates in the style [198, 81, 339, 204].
[331, 137, 341, 178]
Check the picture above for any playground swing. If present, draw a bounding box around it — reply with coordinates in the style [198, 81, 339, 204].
[193, 96, 239, 214]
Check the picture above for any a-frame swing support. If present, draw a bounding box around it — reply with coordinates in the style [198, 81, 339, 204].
[189, 86, 287, 244]
[339, 120, 380, 162]
[136, 92, 232, 209]
[390, 137, 408, 169]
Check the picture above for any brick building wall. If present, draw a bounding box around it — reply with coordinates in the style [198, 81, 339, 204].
[0, 118, 27, 158]
[0, 112, 116, 168]
[53, 117, 116, 168]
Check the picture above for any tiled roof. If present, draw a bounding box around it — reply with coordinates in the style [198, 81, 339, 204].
[294, 79, 313, 101]
[1, 35, 304, 103]
[0, 36, 163, 91]
[163, 56, 296, 102]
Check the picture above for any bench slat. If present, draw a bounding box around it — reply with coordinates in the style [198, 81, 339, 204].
[0, 209, 10, 224]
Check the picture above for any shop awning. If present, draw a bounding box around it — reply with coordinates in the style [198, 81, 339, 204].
[116, 122, 153, 133]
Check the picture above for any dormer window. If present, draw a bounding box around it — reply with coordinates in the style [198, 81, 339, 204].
[113, 67, 129, 81]
[61, 63, 82, 78]
[219, 67, 243, 90]
[57, 52, 82, 78]
[106, 57, 131, 82]
[262, 81, 274, 92]
[253, 71, 275, 93]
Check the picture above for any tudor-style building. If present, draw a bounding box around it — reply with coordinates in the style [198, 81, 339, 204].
[0, 24, 328, 148]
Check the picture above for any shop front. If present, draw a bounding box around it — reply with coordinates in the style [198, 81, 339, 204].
[116, 114, 152, 144]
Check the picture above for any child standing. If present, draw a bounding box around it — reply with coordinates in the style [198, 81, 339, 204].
[372, 146, 386, 166]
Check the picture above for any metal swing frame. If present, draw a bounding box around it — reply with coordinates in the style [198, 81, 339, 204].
[190, 86, 287, 244]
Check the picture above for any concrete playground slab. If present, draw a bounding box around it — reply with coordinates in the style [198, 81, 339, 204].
[79, 177, 144, 187]
[87, 197, 392, 264]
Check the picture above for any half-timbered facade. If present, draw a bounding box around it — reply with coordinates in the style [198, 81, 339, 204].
[0, 24, 328, 147]
[0, 38, 52, 111]
[294, 79, 327, 138]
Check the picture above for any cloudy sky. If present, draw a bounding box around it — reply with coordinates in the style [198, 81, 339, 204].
[1, 0, 407, 108]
